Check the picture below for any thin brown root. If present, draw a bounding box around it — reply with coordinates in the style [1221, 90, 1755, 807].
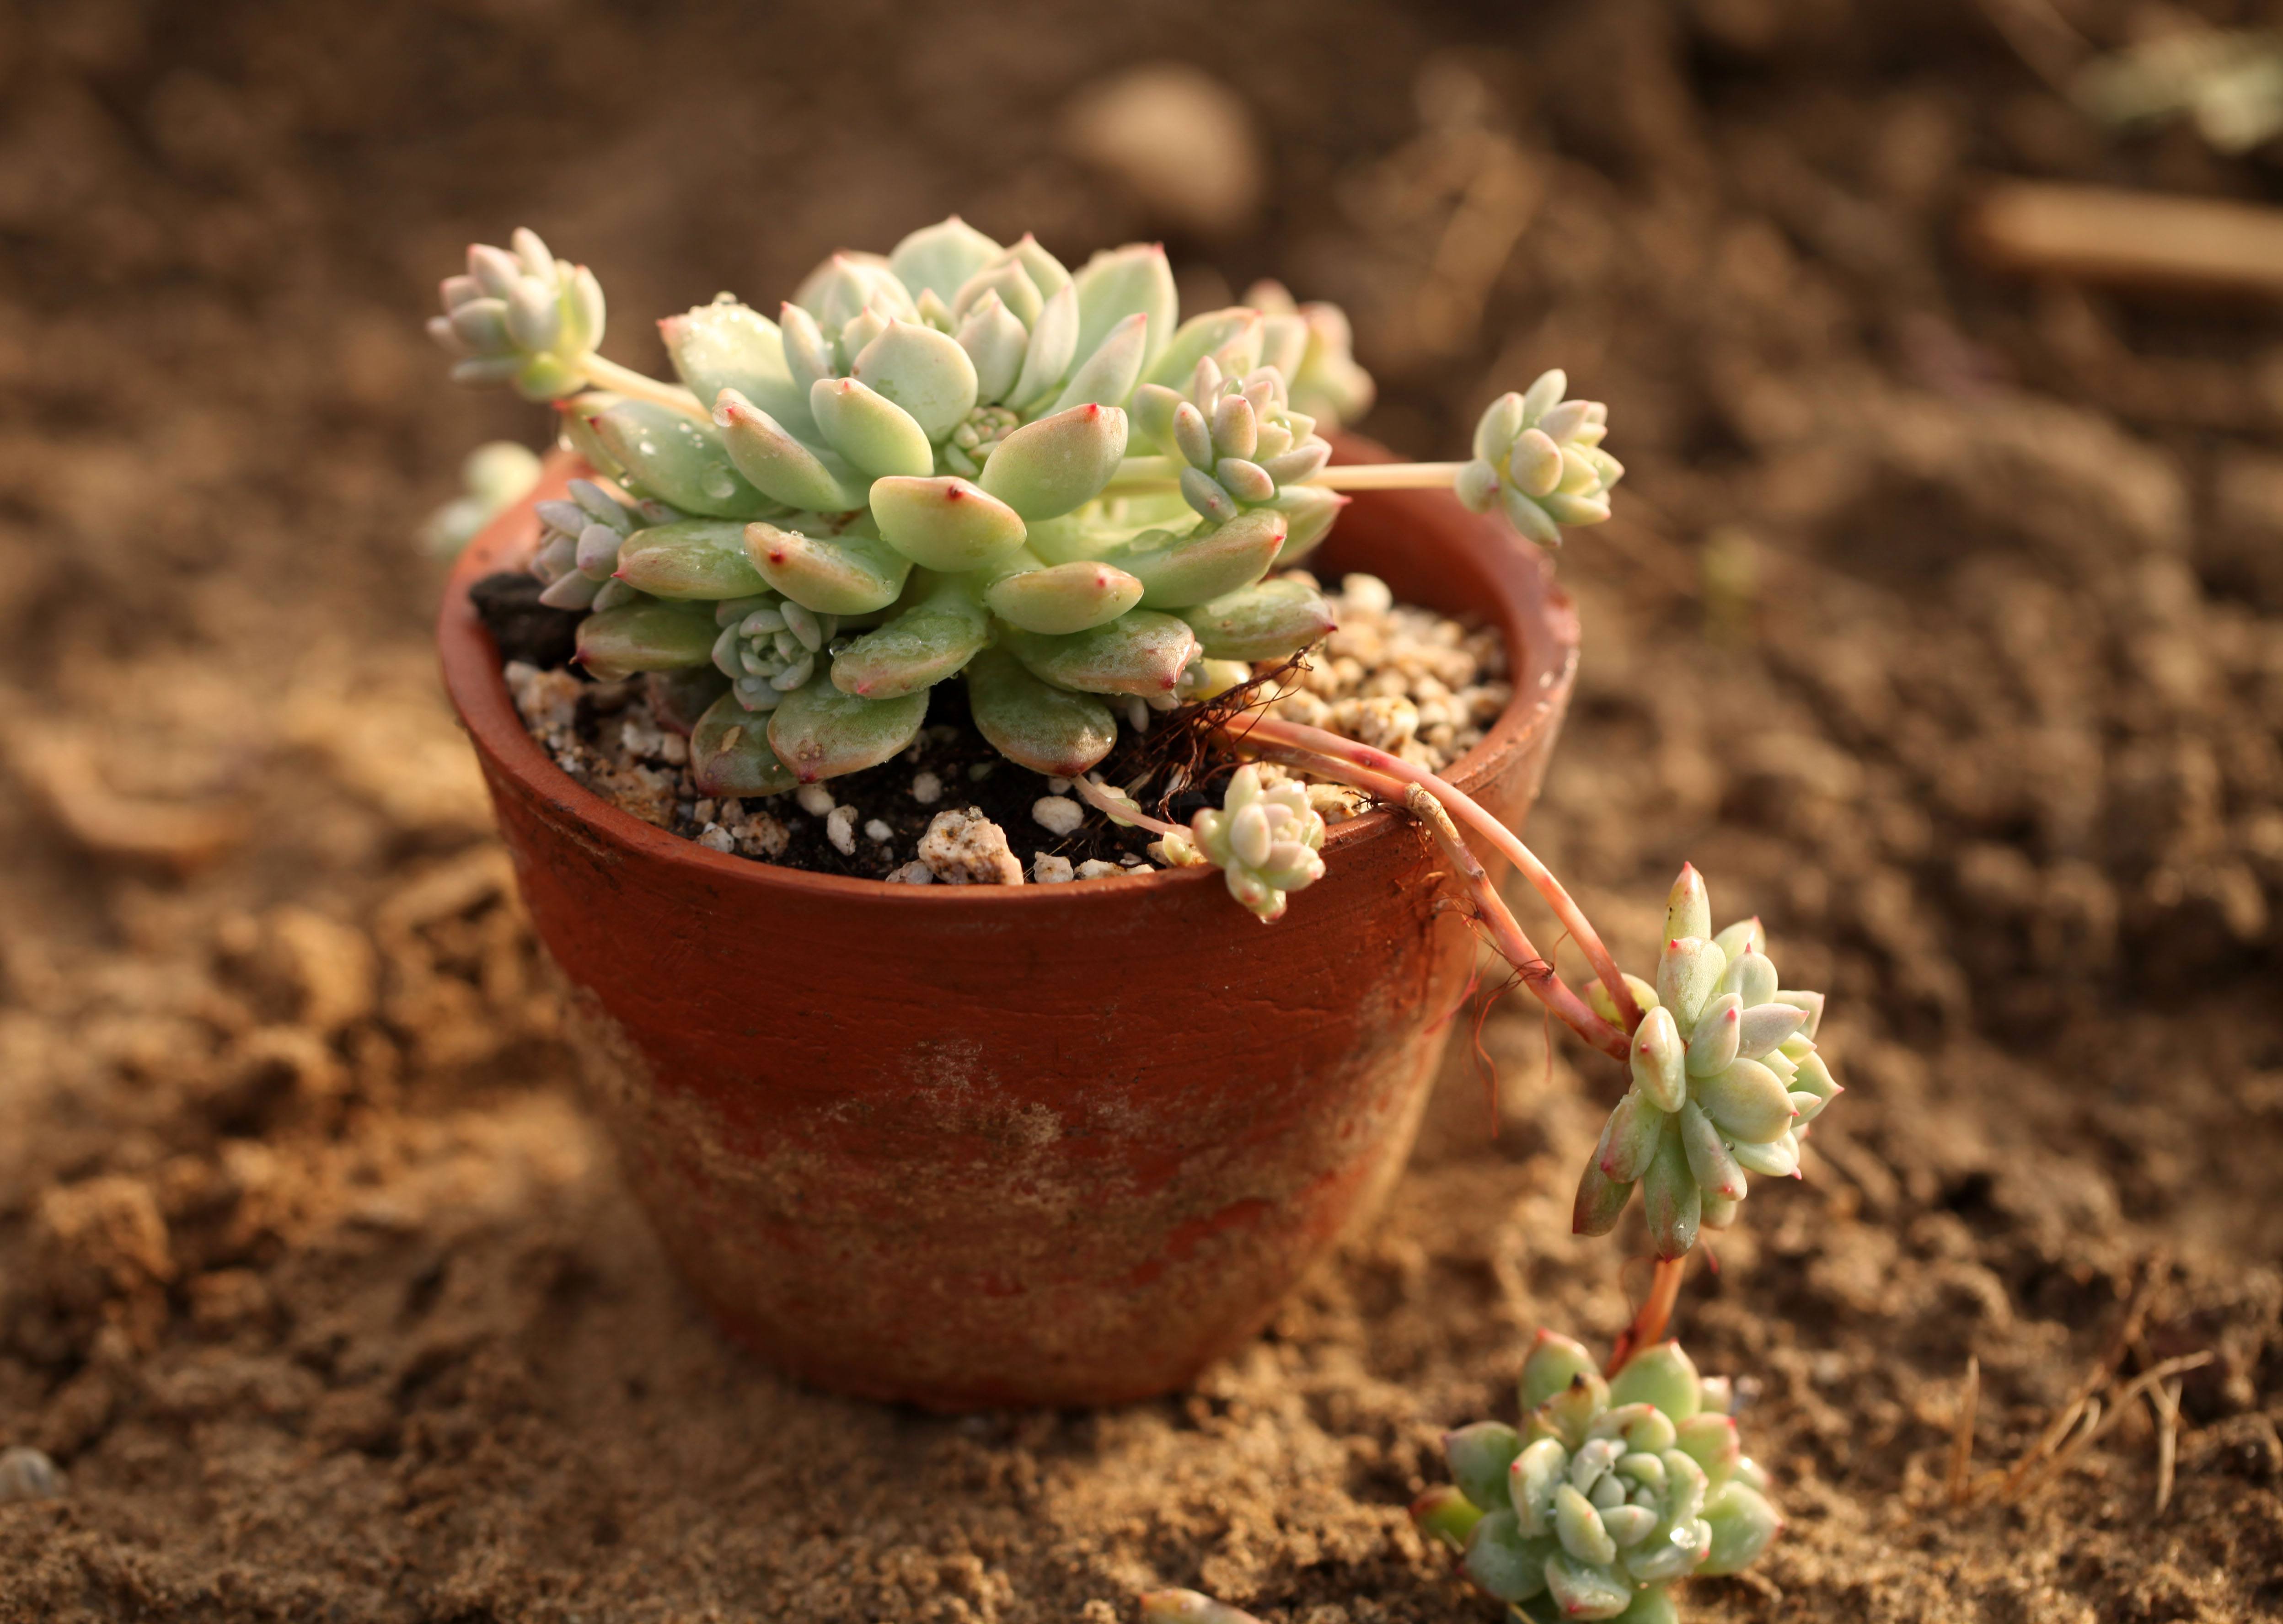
[1128, 653, 1309, 818]
[1466, 956, 1522, 1139]
[1946, 1355, 1980, 1506]
[1425, 953, 1481, 1036]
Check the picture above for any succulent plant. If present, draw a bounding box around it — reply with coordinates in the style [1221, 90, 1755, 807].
[1129, 352, 1341, 537]
[1573, 866, 1840, 1259]
[530, 478, 675, 611]
[1099, 763, 1328, 921]
[429, 228, 609, 401]
[1456, 369, 1623, 548]
[430, 217, 1617, 795]
[1418, 1331, 1783, 1623]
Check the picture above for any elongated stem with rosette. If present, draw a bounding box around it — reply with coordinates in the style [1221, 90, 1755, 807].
[1227, 713, 1645, 1034]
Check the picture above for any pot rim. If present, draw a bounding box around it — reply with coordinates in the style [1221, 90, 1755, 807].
[437, 434, 1581, 908]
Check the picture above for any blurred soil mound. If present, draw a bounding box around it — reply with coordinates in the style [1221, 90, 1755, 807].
[0, 2, 2277, 1620]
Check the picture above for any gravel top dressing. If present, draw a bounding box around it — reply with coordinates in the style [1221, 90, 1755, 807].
[500, 568, 1510, 883]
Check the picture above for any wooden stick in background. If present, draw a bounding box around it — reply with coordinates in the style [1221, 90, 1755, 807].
[1967, 180, 2283, 299]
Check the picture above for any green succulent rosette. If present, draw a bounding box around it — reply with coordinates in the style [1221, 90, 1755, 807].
[435, 217, 1371, 787]
[1574, 866, 1841, 1258]
[1456, 369, 1623, 548]
[428, 229, 607, 401]
[433, 218, 1628, 796]
[1417, 1332, 1783, 1623]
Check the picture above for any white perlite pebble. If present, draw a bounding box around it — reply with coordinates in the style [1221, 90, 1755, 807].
[621, 715, 688, 766]
[1341, 572, 1395, 616]
[1257, 569, 1510, 773]
[1033, 853, 1076, 883]
[1076, 859, 1122, 879]
[797, 783, 836, 817]
[1031, 795, 1085, 836]
[504, 661, 582, 736]
[917, 807, 1025, 885]
[911, 770, 943, 805]
[825, 805, 858, 855]
[864, 818, 893, 844]
[884, 861, 934, 884]
[1048, 777, 1073, 793]
[697, 824, 736, 854]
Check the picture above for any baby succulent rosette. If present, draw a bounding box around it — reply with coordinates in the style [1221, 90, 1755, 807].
[1573, 866, 1840, 1258]
[1414, 1332, 1782, 1624]
[1145, 764, 1327, 922]
[429, 218, 1618, 799]
[1455, 369, 1622, 548]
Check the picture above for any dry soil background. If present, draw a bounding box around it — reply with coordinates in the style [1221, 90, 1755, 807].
[0, 1, 2280, 1620]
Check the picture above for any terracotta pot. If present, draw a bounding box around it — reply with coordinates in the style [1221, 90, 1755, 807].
[438, 438, 1580, 1409]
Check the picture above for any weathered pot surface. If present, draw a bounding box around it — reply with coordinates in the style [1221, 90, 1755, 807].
[438, 437, 1580, 1409]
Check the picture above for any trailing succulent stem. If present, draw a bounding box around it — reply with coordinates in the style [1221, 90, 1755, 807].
[1415, 1330, 1784, 1622]
[429, 219, 1616, 796]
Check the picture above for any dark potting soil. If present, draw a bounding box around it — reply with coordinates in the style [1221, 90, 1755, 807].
[478, 567, 1493, 883]
[468, 570, 582, 672]
[596, 649, 1174, 880]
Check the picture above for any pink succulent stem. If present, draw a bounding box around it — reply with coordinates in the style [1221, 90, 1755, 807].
[1243, 741, 1630, 1063]
[1606, 1254, 1688, 1376]
[1228, 715, 1645, 1032]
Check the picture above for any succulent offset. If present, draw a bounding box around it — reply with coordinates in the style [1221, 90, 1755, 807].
[429, 218, 1618, 796]
[1114, 764, 1329, 921]
[1416, 1331, 1782, 1623]
[429, 228, 608, 401]
[1573, 866, 1840, 1258]
[1456, 369, 1622, 548]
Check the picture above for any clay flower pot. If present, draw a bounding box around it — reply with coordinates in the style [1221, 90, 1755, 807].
[438, 438, 1580, 1409]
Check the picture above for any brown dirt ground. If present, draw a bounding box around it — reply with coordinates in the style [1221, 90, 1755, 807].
[2, 1, 2281, 1619]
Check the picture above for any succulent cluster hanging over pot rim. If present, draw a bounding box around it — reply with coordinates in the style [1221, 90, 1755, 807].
[427, 218, 1619, 808]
